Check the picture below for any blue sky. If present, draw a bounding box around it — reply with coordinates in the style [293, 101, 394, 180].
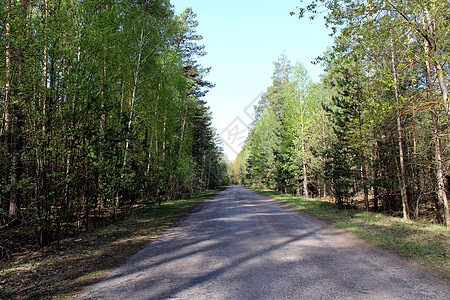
[171, 0, 334, 161]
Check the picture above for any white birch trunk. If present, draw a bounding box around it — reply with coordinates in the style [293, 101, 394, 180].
[123, 27, 144, 172]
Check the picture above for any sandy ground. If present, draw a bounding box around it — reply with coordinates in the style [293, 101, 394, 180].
[79, 185, 449, 299]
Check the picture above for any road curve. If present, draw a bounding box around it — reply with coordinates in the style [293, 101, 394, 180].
[79, 185, 449, 299]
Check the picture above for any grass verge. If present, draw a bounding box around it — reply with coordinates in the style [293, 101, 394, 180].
[249, 187, 450, 281]
[0, 188, 222, 299]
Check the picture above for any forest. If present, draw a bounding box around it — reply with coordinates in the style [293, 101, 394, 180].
[230, 0, 450, 226]
[0, 0, 228, 246]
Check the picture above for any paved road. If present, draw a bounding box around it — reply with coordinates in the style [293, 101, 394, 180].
[80, 185, 449, 299]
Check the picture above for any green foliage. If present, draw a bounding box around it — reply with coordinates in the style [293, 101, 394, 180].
[238, 55, 329, 197]
[0, 1, 226, 245]
[246, 107, 280, 188]
[236, 0, 450, 225]
[306, 0, 449, 222]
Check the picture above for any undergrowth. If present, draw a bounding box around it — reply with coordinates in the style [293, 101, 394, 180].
[0, 188, 222, 299]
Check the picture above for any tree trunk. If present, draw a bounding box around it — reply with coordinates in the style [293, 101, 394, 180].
[369, 55, 379, 211]
[300, 98, 308, 198]
[9, 105, 23, 220]
[162, 114, 167, 162]
[357, 87, 369, 211]
[322, 109, 327, 200]
[423, 7, 449, 117]
[123, 27, 144, 172]
[423, 21, 450, 226]
[372, 137, 379, 211]
[360, 153, 369, 211]
[179, 92, 189, 158]
[390, 25, 409, 219]
[8, 0, 29, 221]
[302, 158, 308, 198]
[431, 110, 450, 227]
[2, 12, 11, 140]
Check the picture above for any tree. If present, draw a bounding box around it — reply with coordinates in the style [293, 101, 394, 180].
[246, 107, 280, 188]
[293, 0, 449, 224]
[0, 1, 228, 244]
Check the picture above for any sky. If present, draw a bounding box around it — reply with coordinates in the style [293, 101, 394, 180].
[171, 0, 334, 161]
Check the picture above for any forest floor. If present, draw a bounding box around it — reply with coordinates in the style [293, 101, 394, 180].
[249, 187, 450, 281]
[0, 188, 222, 299]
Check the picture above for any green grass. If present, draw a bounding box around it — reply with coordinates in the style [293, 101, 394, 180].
[250, 187, 450, 281]
[0, 188, 222, 299]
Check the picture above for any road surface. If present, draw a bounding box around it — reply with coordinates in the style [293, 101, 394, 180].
[79, 185, 449, 299]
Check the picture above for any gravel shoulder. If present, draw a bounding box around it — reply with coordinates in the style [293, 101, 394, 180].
[79, 185, 449, 299]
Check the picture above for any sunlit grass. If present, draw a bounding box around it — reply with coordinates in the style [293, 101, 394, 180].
[0, 188, 222, 299]
[250, 187, 450, 281]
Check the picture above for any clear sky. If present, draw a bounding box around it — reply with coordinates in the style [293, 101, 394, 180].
[171, 0, 333, 161]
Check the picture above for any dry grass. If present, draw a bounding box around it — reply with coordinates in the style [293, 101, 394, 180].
[0, 189, 221, 299]
[251, 187, 450, 281]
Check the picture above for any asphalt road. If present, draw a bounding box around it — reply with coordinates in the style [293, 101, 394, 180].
[79, 185, 449, 299]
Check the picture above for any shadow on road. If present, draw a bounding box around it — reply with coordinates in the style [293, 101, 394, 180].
[80, 185, 449, 299]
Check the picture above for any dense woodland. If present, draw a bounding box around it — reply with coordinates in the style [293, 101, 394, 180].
[231, 0, 450, 226]
[0, 0, 228, 245]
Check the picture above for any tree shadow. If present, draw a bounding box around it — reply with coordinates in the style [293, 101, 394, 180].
[76, 186, 449, 299]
